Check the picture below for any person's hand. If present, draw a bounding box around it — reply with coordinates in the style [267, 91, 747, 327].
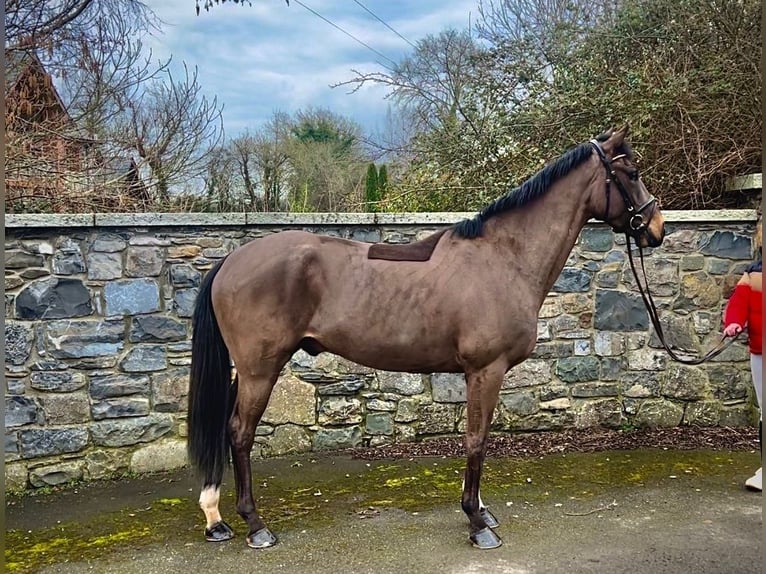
[724, 323, 743, 337]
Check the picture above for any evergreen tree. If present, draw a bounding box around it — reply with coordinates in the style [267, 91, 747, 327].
[365, 163, 380, 212]
[377, 164, 388, 202]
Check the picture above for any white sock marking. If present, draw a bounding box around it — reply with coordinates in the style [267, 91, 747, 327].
[199, 486, 223, 528]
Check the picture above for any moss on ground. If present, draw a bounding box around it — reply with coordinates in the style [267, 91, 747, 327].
[5, 449, 755, 573]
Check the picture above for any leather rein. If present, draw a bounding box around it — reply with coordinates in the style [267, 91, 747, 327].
[624, 237, 741, 365]
[590, 140, 741, 365]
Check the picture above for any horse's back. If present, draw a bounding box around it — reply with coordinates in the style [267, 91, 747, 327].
[210, 230, 364, 331]
[219, 230, 356, 283]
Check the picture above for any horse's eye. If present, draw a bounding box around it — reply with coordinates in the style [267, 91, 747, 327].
[628, 170, 639, 181]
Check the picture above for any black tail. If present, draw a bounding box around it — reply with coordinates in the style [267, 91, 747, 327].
[187, 257, 234, 487]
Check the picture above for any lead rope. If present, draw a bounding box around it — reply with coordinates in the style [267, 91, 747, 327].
[624, 233, 741, 365]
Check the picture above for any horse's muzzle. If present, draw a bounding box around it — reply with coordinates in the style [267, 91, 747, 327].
[633, 198, 664, 248]
[646, 228, 664, 248]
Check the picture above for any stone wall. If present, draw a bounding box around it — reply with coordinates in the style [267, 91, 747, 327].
[4, 210, 760, 492]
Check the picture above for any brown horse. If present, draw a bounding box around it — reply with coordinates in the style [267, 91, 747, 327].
[187, 126, 665, 550]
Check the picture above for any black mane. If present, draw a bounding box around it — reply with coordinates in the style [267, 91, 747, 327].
[452, 134, 632, 239]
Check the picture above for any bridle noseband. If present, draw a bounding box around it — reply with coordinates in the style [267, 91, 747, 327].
[590, 139, 657, 237]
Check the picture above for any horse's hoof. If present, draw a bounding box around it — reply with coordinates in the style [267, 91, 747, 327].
[246, 527, 278, 549]
[470, 527, 503, 549]
[204, 520, 234, 542]
[480, 507, 500, 529]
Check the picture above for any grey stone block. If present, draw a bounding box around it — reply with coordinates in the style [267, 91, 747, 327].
[119, 345, 167, 372]
[52, 238, 86, 275]
[5, 321, 34, 365]
[20, 428, 89, 458]
[90, 373, 150, 399]
[552, 268, 592, 292]
[30, 371, 87, 392]
[366, 412, 393, 435]
[556, 357, 600, 383]
[129, 315, 187, 342]
[698, 230, 752, 259]
[125, 246, 164, 277]
[312, 426, 363, 450]
[594, 289, 649, 331]
[169, 264, 201, 287]
[92, 397, 151, 420]
[90, 414, 173, 447]
[5, 396, 40, 427]
[104, 279, 160, 316]
[173, 288, 198, 318]
[87, 252, 123, 280]
[16, 277, 92, 319]
[44, 319, 124, 358]
[431, 373, 466, 403]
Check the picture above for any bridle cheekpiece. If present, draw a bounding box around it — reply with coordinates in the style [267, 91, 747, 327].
[589, 139, 657, 237]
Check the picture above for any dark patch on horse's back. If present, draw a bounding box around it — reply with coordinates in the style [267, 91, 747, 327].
[367, 229, 448, 262]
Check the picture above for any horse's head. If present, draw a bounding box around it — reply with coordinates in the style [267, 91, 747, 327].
[592, 125, 665, 248]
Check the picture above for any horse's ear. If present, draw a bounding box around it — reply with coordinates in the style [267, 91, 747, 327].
[602, 125, 629, 154]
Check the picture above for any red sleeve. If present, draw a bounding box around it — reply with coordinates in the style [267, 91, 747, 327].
[724, 283, 750, 327]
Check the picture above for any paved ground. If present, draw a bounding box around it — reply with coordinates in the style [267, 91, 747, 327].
[6, 448, 762, 574]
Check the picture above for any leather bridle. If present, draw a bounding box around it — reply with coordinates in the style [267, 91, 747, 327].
[590, 139, 657, 239]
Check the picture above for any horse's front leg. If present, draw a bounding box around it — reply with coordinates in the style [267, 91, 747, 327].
[461, 478, 500, 529]
[461, 362, 506, 549]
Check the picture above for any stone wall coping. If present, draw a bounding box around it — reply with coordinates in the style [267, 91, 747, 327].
[93, 212, 248, 226]
[5, 213, 97, 227]
[4, 209, 758, 229]
[726, 173, 762, 191]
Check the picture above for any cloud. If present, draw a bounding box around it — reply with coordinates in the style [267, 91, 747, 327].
[145, 0, 478, 137]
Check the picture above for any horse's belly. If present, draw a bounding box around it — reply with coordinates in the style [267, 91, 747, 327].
[316, 334, 461, 374]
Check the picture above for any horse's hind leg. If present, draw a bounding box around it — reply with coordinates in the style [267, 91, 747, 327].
[200, 485, 233, 541]
[461, 362, 506, 549]
[198, 372, 238, 542]
[229, 367, 282, 549]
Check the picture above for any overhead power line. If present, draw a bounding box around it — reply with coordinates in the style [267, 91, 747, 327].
[351, 0, 417, 49]
[290, 0, 398, 69]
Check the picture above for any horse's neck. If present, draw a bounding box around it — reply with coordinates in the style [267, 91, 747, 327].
[485, 173, 595, 301]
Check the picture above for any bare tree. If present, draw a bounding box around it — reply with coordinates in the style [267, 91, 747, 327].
[5, 0, 165, 211]
[198, 108, 371, 213]
[58, 16, 166, 137]
[228, 134, 259, 207]
[334, 29, 511, 211]
[6, 0, 96, 49]
[205, 114, 291, 212]
[477, 0, 619, 65]
[203, 145, 240, 211]
[112, 64, 224, 202]
[6, 0, 157, 55]
[226, 129, 292, 211]
[6, 0, 226, 212]
[337, 30, 485, 136]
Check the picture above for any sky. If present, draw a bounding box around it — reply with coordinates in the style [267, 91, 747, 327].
[147, 0, 479, 139]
